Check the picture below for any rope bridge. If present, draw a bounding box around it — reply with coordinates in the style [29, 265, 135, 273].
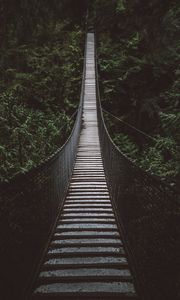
[0, 33, 179, 300]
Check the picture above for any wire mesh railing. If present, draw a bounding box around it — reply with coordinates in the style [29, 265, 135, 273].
[96, 44, 180, 300]
[0, 38, 86, 300]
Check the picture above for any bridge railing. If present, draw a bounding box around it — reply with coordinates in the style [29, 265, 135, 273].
[0, 38, 86, 300]
[95, 45, 180, 300]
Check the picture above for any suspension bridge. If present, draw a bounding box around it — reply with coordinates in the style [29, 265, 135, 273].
[0, 33, 179, 300]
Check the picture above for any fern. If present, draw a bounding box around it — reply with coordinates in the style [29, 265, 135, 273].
[113, 133, 139, 160]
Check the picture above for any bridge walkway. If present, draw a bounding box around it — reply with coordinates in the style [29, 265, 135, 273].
[31, 33, 139, 300]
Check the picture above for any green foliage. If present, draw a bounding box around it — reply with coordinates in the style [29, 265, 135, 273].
[159, 112, 180, 142]
[95, 0, 180, 183]
[116, 0, 126, 13]
[0, 4, 85, 181]
[139, 136, 180, 179]
[96, 0, 180, 129]
[0, 89, 74, 181]
[113, 133, 139, 160]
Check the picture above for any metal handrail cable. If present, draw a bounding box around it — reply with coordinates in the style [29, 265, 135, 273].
[102, 108, 156, 143]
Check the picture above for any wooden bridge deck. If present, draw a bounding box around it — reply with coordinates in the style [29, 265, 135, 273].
[31, 33, 138, 300]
